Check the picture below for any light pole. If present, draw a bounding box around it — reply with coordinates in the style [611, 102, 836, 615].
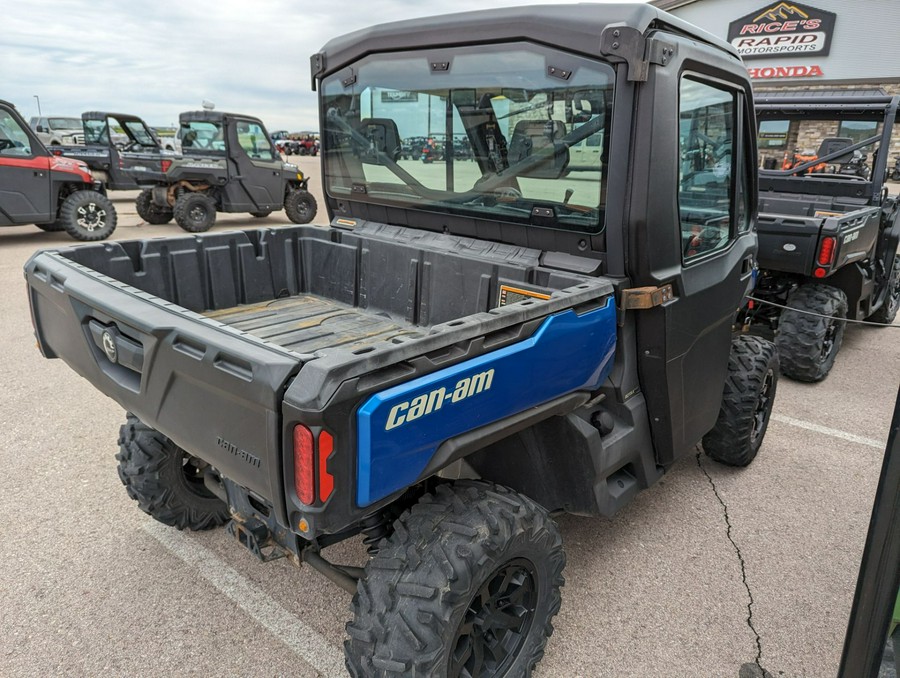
[33, 95, 42, 116]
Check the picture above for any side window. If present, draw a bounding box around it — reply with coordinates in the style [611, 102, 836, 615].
[679, 77, 737, 260]
[0, 112, 34, 157]
[236, 121, 274, 160]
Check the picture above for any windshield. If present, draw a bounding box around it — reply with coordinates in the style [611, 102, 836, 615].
[48, 117, 82, 130]
[758, 113, 885, 180]
[321, 42, 614, 233]
[180, 120, 225, 153]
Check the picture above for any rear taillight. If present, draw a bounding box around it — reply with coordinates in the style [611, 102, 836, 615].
[293, 425, 335, 505]
[160, 159, 173, 173]
[319, 431, 334, 502]
[817, 236, 836, 266]
[293, 424, 315, 505]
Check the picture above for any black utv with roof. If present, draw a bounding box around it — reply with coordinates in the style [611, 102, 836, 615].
[131, 110, 317, 231]
[25, 4, 777, 675]
[50, 111, 169, 191]
[743, 93, 900, 381]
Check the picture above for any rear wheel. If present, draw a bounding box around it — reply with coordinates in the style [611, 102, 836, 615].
[345, 481, 565, 677]
[703, 335, 778, 467]
[867, 255, 900, 324]
[298, 146, 309, 156]
[135, 189, 174, 225]
[60, 190, 117, 241]
[776, 283, 847, 382]
[284, 188, 317, 224]
[173, 192, 217, 232]
[116, 414, 229, 530]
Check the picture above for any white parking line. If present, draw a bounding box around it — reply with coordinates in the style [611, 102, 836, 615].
[143, 522, 347, 678]
[771, 413, 886, 449]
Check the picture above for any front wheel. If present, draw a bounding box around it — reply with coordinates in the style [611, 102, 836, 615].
[892, 169, 900, 182]
[59, 190, 117, 241]
[703, 335, 778, 467]
[116, 414, 229, 530]
[173, 192, 217, 232]
[284, 188, 317, 224]
[776, 283, 847, 382]
[345, 481, 565, 677]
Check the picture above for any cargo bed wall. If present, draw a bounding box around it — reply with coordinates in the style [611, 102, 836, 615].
[60, 223, 590, 329]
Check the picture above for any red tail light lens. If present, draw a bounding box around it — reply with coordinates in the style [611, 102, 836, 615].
[293, 424, 315, 505]
[160, 159, 173, 173]
[318, 431, 334, 502]
[817, 236, 836, 266]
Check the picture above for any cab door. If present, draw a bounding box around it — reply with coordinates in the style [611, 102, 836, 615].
[627, 36, 758, 465]
[223, 118, 284, 212]
[0, 106, 53, 225]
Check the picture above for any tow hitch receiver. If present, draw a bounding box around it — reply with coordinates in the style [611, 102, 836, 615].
[227, 517, 287, 562]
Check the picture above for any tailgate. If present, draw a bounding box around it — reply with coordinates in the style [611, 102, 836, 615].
[757, 206, 880, 274]
[25, 251, 302, 501]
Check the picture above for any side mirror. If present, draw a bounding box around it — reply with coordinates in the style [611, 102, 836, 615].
[36, 125, 46, 133]
[356, 118, 402, 164]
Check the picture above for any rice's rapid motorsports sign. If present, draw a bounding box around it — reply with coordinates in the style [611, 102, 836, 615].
[728, 2, 837, 60]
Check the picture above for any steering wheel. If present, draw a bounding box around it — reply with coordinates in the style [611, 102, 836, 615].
[0, 139, 13, 151]
[685, 225, 726, 257]
[493, 186, 523, 201]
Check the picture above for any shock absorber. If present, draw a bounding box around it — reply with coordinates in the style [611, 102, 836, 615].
[360, 512, 392, 555]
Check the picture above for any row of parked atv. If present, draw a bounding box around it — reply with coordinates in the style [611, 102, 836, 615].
[0, 103, 317, 242]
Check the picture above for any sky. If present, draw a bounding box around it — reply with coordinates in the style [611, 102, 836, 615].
[4, 0, 649, 132]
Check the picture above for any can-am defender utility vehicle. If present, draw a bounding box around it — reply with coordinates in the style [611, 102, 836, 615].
[51, 111, 170, 192]
[131, 110, 317, 231]
[25, 5, 776, 675]
[744, 93, 900, 382]
[1, 100, 117, 241]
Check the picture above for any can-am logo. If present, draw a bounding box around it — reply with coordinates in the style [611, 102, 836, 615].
[747, 64, 823, 79]
[727, 2, 836, 60]
[385, 369, 495, 431]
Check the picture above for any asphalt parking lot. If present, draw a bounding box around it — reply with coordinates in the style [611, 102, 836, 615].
[1, 154, 897, 677]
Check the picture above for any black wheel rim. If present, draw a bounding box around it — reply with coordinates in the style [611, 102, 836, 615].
[76, 202, 106, 232]
[751, 368, 775, 443]
[178, 450, 216, 499]
[820, 315, 843, 360]
[189, 204, 208, 224]
[449, 558, 537, 678]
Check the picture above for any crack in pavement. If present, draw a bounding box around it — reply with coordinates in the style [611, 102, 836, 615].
[696, 451, 770, 676]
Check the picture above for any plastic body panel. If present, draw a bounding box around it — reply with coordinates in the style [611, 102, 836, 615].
[356, 301, 617, 506]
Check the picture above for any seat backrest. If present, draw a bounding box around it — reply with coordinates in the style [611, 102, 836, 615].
[507, 119, 569, 178]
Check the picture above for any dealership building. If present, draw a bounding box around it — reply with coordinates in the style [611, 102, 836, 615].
[651, 0, 900, 93]
[652, 0, 900, 161]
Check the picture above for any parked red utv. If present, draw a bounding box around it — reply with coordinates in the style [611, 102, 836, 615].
[0, 100, 116, 241]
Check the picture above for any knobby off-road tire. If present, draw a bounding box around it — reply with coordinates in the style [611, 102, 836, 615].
[345, 481, 565, 678]
[703, 335, 779, 467]
[135, 189, 174, 225]
[116, 414, 229, 530]
[867, 254, 900, 324]
[173, 192, 217, 232]
[284, 189, 317, 224]
[776, 283, 847, 382]
[60, 190, 117, 241]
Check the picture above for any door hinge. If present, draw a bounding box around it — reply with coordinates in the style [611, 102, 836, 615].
[599, 25, 677, 82]
[621, 284, 674, 310]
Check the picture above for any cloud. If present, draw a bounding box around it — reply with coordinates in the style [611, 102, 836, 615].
[4, 0, 645, 131]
